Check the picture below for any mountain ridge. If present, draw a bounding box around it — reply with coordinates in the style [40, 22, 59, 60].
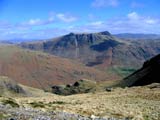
[20, 31, 160, 78]
[115, 33, 160, 40]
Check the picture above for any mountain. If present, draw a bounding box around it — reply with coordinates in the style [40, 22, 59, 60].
[20, 31, 160, 78]
[120, 54, 160, 87]
[114, 33, 160, 40]
[0, 45, 114, 90]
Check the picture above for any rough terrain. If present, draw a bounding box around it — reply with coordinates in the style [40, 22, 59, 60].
[0, 84, 159, 120]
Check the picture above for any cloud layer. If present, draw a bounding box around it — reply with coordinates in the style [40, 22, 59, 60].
[64, 12, 160, 35]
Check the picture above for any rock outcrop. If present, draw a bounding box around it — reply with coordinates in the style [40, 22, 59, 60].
[0, 76, 26, 96]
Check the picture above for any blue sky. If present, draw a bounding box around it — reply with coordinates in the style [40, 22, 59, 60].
[0, 0, 160, 40]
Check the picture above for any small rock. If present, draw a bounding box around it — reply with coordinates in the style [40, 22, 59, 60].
[91, 115, 96, 119]
[106, 88, 112, 92]
[9, 118, 16, 120]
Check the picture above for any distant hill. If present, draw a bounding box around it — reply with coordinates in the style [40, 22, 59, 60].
[114, 33, 160, 40]
[20, 31, 160, 78]
[0, 45, 114, 90]
[120, 54, 160, 87]
[0, 40, 14, 44]
[0, 38, 42, 44]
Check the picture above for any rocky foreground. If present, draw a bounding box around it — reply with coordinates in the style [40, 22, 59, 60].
[0, 104, 130, 120]
[0, 83, 160, 120]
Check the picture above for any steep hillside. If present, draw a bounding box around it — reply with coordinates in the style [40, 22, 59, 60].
[0, 45, 114, 90]
[120, 54, 160, 87]
[20, 31, 160, 78]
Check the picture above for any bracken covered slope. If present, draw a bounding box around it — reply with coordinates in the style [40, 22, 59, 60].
[0, 45, 114, 89]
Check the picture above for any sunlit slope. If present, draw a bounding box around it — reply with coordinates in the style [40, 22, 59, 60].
[0, 45, 113, 89]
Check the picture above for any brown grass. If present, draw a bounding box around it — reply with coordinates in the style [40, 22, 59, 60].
[11, 85, 160, 120]
[0, 45, 115, 89]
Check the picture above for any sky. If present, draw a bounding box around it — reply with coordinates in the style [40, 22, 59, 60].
[0, 0, 160, 40]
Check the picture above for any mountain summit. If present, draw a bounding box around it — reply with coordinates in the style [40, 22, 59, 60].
[20, 31, 160, 78]
[20, 31, 123, 65]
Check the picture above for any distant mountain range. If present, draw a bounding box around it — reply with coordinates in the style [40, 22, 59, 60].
[1, 32, 160, 43]
[20, 31, 160, 78]
[0, 38, 43, 44]
[114, 33, 160, 40]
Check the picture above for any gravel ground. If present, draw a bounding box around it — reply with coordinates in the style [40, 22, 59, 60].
[0, 104, 130, 120]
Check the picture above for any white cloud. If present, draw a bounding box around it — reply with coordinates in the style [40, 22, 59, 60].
[0, 12, 78, 40]
[28, 19, 42, 25]
[18, 12, 77, 26]
[92, 0, 118, 8]
[89, 21, 104, 26]
[56, 13, 77, 23]
[127, 12, 140, 20]
[66, 12, 160, 34]
[20, 17, 54, 26]
[145, 18, 158, 24]
[127, 12, 159, 25]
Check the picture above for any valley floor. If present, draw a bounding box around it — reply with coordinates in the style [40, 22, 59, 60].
[0, 84, 160, 120]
